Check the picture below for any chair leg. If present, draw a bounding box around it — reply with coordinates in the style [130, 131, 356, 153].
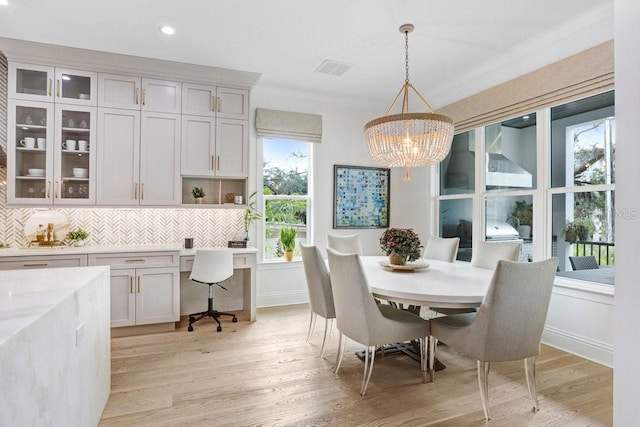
[477, 360, 491, 420]
[306, 311, 317, 343]
[525, 356, 539, 411]
[360, 345, 376, 396]
[419, 337, 427, 383]
[428, 337, 437, 382]
[320, 318, 331, 358]
[335, 333, 346, 374]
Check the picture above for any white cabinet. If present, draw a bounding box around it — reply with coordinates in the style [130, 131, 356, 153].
[9, 62, 97, 106]
[182, 83, 248, 119]
[98, 73, 181, 113]
[181, 116, 248, 177]
[0, 254, 88, 270]
[97, 109, 181, 205]
[88, 252, 180, 328]
[7, 100, 97, 205]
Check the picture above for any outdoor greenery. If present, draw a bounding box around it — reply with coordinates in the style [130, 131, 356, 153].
[279, 227, 297, 252]
[565, 217, 596, 242]
[511, 200, 533, 226]
[379, 228, 423, 262]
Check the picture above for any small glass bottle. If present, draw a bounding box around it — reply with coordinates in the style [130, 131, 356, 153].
[36, 224, 45, 243]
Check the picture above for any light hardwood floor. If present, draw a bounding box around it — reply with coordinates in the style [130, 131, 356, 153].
[100, 304, 612, 426]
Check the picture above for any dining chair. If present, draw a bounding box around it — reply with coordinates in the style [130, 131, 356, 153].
[429, 257, 559, 420]
[470, 240, 522, 269]
[187, 249, 237, 332]
[327, 234, 363, 255]
[326, 248, 430, 396]
[300, 244, 336, 359]
[569, 255, 599, 270]
[423, 236, 460, 262]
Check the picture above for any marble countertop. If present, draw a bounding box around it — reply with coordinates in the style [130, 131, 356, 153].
[0, 266, 110, 346]
[0, 244, 258, 258]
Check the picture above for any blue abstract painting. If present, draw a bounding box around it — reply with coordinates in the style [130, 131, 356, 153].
[333, 165, 390, 228]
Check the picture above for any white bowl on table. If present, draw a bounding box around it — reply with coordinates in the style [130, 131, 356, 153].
[72, 168, 88, 178]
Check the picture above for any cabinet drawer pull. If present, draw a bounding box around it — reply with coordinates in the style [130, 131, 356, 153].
[141, 183, 144, 200]
[211, 96, 215, 112]
[137, 276, 141, 293]
[134, 183, 138, 200]
[217, 97, 222, 112]
[142, 89, 146, 106]
[46, 181, 51, 198]
[135, 88, 140, 105]
[211, 155, 215, 170]
[130, 276, 133, 293]
[217, 155, 220, 170]
[56, 79, 61, 97]
[54, 181, 59, 198]
[125, 259, 146, 263]
[23, 263, 48, 267]
[48, 78, 52, 96]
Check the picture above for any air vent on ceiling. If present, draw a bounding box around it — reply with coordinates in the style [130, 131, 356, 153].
[315, 60, 352, 77]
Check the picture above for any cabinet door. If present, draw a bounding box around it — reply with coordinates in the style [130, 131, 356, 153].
[135, 267, 180, 325]
[110, 269, 136, 327]
[216, 87, 249, 120]
[141, 78, 181, 114]
[140, 112, 181, 205]
[7, 100, 55, 205]
[54, 68, 97, 106]
[8, 62, 54, 102]
[96, 108, 141, 205]
[215, 118, 248, 177]
[181, 115, 216, 176]
[98, 73, 141, 110]
[182, 83, 216, 117]
[54, 104, 97, 205]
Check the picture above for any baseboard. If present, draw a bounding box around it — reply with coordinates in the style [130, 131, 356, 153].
[542, 325, 613, 367]
[257, 290, 309, 308]
[111, 322, 176, 337]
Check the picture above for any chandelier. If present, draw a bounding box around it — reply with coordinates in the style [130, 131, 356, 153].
[364, 24, 454, 181]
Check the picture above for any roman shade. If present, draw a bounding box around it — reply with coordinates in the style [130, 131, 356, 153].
[255, 108, 322, 143]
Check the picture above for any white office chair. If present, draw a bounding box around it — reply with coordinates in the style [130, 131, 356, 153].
[327, 234, 362, 255]
[187, 248, 237, 332]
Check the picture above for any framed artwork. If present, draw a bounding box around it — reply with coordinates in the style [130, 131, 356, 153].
[333, 165, 390, 228]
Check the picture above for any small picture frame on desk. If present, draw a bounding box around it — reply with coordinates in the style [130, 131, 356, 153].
[228, 240, 247, 248]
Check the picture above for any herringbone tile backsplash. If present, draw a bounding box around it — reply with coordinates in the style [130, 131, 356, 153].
[0, 166, 244, 248]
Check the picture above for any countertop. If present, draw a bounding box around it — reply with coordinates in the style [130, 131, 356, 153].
[0, 244, 258, 258]
[0, 266, 110, 346]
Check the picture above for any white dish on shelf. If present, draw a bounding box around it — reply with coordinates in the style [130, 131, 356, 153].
[27, 168, 45, 177]
[72, 168, 88, 178]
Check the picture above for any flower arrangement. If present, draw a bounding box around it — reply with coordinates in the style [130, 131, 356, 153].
[379, 228, 423, 264]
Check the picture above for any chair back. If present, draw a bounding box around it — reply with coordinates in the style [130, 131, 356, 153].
[189, 249, 234, 284]
[300, 244, 335, 319]
[326, 248, 382, 343]
[569, 255, 599, 270]
[471, 240, 522, 269]
[424, 236, 460, 263]
[327, 234, 362, 255]
[473, 258, 558, 361]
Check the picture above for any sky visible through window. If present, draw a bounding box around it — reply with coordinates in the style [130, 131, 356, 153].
[263, 138, 308, 171]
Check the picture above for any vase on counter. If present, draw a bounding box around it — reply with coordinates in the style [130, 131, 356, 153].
[194, 197, 203, 204]
[389, 253, 406, 266]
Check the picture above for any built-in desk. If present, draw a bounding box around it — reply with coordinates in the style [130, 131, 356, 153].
[179, 247, 258, 321]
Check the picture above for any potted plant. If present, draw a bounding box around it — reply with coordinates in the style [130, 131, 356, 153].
[243, 191, 262, 241]
[379, 228, 423, 265]
[191, 186, 205, 204]
[564, 217, 595, 242]
[511, 200, 533, 238]
[66, 228, 90, 247]
[279, 227, 297, 261]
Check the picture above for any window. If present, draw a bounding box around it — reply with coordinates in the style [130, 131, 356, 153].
[262, 138, 311, 261]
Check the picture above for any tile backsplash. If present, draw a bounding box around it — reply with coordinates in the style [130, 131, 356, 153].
[0, 166, 245, 248]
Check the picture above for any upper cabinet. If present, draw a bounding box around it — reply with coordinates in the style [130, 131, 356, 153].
[9, 62, 97, 106]
[98, 73, 181, 114]
[182, 83, 248, 120]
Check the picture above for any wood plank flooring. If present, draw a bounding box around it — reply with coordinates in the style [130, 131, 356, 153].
[100, 304, 612, 426]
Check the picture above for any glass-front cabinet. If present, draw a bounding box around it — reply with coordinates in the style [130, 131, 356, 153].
[7, 100, 96, 205]
[9, 62, 97, 106]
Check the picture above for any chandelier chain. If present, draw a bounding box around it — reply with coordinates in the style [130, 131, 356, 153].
[405, 30, 410, 84]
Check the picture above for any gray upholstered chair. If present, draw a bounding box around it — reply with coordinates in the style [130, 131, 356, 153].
[423, 236, 460, 263]
[471, 240, 522, 269]
[327, 234, 362, 255]
[300, 244, 336, 358]
[326, 248, 430, 396]
[429, 257, 559, 420]
[569, 255, 599, 270]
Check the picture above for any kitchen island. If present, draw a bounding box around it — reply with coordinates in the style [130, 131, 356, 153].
[0, 266, 111, 426]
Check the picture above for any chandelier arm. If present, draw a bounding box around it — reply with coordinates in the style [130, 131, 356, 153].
[385, 84, 409, 116]
[407, 83, 436, 113]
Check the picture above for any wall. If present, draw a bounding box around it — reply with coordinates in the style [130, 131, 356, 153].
[614, 0, 640, 423]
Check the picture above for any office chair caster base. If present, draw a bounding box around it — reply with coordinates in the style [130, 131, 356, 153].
[232, 317, 238, 323]
[217, 325, 222, 332]
[188, 325, 194, 332]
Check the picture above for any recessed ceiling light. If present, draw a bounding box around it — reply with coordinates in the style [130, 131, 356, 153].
[522, 115, 530, 120]
[160, 26, 175, 35]
[0, 0, 9, 6]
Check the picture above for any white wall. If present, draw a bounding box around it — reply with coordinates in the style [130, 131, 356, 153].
[614, 0, 640, 423]
[251, 85, 430, 306]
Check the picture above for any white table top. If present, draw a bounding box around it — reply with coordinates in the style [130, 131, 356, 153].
[361, 256, 495, 308]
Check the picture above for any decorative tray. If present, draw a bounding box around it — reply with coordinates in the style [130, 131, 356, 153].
[379, 260, 429, 271]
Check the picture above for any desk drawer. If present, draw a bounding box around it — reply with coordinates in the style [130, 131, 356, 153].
[89, 252, 179, 269]
[0, 254, 88, 270]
